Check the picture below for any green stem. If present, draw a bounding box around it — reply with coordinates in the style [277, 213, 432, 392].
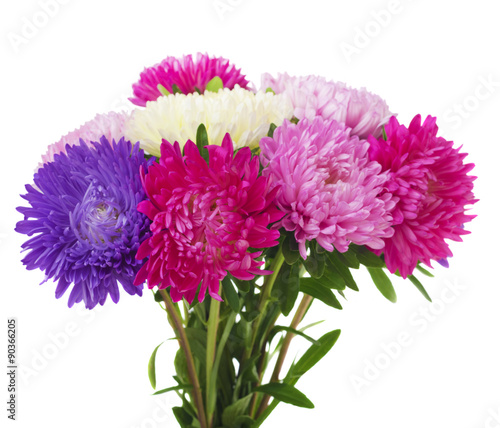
[256, 294, 313, 417]
[159, 289, 207, 428]
[206, 295, 221, 428]
[244, 249, 285, 362]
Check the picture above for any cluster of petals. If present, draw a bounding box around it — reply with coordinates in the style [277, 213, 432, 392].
[130, 53, 250, 106]
[260, 117, 396, 259]
[126, 86, 293, 157]
[40, 111, 132, 168]
[17, 138, 153, 309]
[368, 115, 477, 278]
[261, 73, 392, 139]
[134, 134, 283, 303]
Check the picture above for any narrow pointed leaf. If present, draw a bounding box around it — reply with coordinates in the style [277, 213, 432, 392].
[254, 383, 314, 409]
[300, 280, 342, 309]
[367, 267, 397, 302]
[416, 264, 434, 277]
[269, 325, 319, 345]
[350, 244, 385, 268]
[153, 384, 193, 395]
[148, 342, 163, 389]
[222, 277, 241, 313]
[272, 262, 300, 316]
[327, 252, 358, 291]
[292, 329, 341, 379]
[282, 234, 300, 265]
[157, 83, 171, 96]
[222, 394, 253, 426]
[408, 274, 432, 302]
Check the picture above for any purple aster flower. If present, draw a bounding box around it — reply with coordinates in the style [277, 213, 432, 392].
[16, 138, 154, 309]
[261, 73, 392, 139]
[130, 53, 250, 107]
[260, 118, 396, 259]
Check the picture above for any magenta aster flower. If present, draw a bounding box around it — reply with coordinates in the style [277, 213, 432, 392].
[40, 111, 132, 168]
[260, 118, 396, 259]
[261, 73, 392, 139]
[130, 53, 250, 107]
[368, 115, 477, 278]
[133, 134, 283, 303]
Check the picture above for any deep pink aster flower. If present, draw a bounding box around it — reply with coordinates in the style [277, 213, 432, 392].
[40, 111, 131, 168]
[368, 115, 477, 278]
[133, 134, 283, 303]
[130, 53, 250, 107]
[260, 118, 396, 259]
[261, 73, 392, 139]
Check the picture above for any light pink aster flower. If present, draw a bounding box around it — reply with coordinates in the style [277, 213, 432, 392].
[368, 115, 477, 278]
[260, 118, 396, 259]
[40, 111, 132, 167]
[261, 73, 392, 139]
[130, 53, 250, 107]
[133, 134, 283, 303]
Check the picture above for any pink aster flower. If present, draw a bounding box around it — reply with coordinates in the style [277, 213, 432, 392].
[368, 115, 477, 278]
[261, 73, 392, 139]
[130, 53, 250, 107]
[133, 134, 283, 303]
[260, 118, 396, 259]
[40, 111, 132, 167]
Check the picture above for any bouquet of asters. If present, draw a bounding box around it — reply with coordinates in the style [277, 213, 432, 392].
[16, 53, 477, 428]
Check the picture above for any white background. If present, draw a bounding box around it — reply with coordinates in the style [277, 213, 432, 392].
[1, 1, 499, 427]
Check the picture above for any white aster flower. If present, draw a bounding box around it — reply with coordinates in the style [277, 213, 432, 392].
[126, 86, 293, 157]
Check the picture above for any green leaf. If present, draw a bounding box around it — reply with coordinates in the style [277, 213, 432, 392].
[148, 342, 163, 389]
[408, 274, 432, 302]
[254, 383, 314, 409]
[222, 394, 253, 427]
[174, 349, 189, 385]
[272, 262, 301, 316]
[157, 83, 171, 96]
[153, 384, 193, 395]
[326, 252, 358, 291]
[269, 326, 319, 345]
[282, 234, 300, 265]
[171, 84, 182, 94]
[367, 267, 397, 303]
[265, 87, 275, 94]
[153, 289, 164, 302]
[335, 248, 360, 269]
[172, 406, 193, 428]
[303, 242, 326, 279]
[292, 330, 341, 380]
[317, 269, 346, 290]
[267, 122, 277, 137]
[206, 76, 223, 93]
[416, 264, 434, 277]
[300, 280, 342, 309]
[382, 125, 388, 140]
[196, 123, 210, 162]
[350, 244, 385, 268]
[233, 415, 254, 427]
[222, 277, 241, 313]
